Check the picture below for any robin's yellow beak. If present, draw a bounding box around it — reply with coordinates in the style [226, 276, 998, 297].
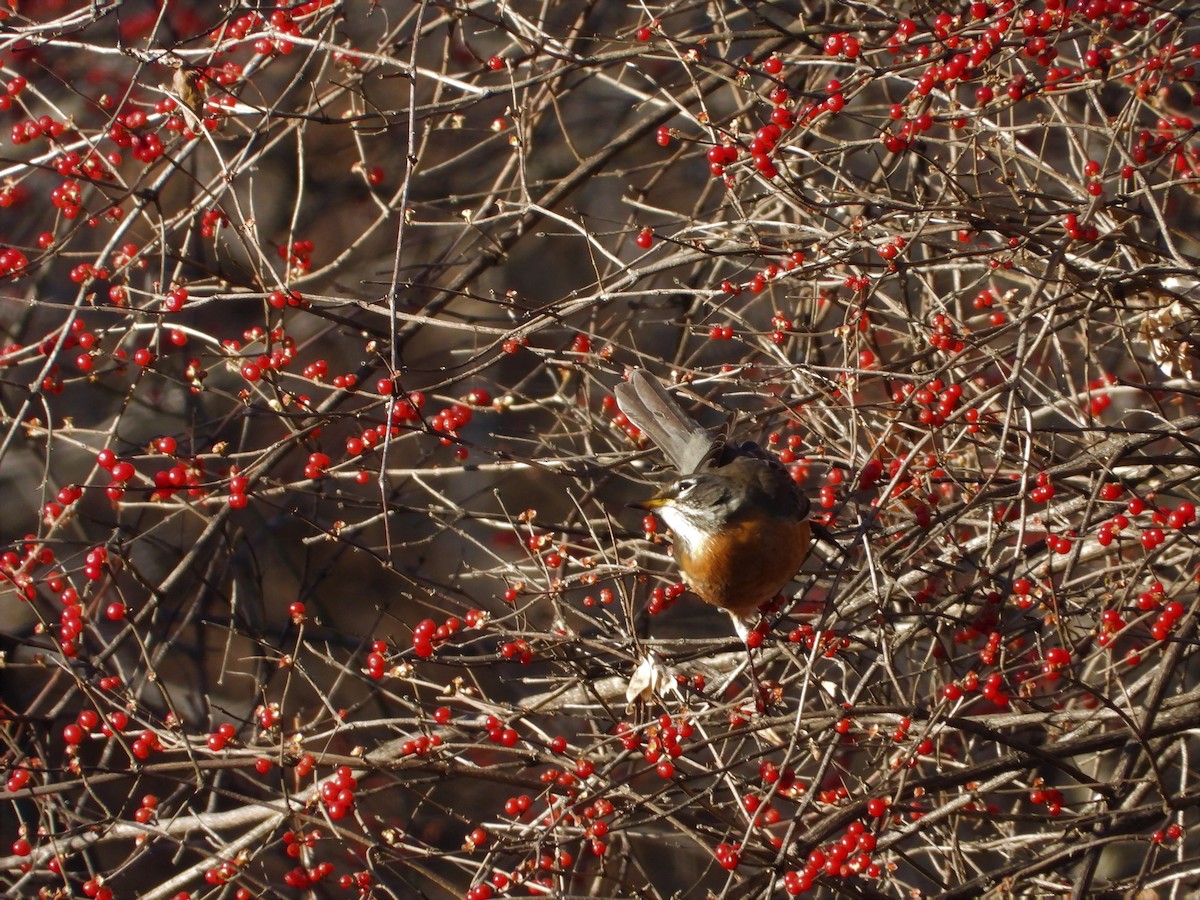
[632, 487, 675, 511]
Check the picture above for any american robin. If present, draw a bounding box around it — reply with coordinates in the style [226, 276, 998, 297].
[615, 369, 812, 639]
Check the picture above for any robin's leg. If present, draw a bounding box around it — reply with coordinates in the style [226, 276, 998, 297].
[729, 613, 754, 644]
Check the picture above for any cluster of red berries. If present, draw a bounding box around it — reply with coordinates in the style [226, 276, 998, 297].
[1062, 211, 1101, 243]
[303, 451, 331, 479]
[42, 484, 82, 523]
[199, 207, 229, 238]
[823, 32, 861, 58]
[705, 141, 739, 177]
[130, 127, 165, 163]
[646, 582, 686, 616]
[742, 791, 787, 842]
[93, 451, 132, 501]
[281, 862, 335, 889]
[503, 793, 534, 818]
[0, 184, 26, 208]
[227, 470, 249, 509]
[148, 457, 207, 503]
[0, 245, 28, 277]
[952, 635, 1013, 705]
[1151, 822, 1184, 844]
[7, 766, 34, 793]
[580, 587, 615, 608]
[499, 335, 528, 354]
[127, 728, 164, 761]
[577, 795, 618, 855]
[206, 723, 237, 752]
[61, 706, 119, 749]
[758, 758, 804, 794]
[483, 715, 520, 748]
[1028, 784, 1064, 816]
[9, 112, 68, 145]
[612, 715, 691, 779]
[979, 672, 1011, 707]
[1096, 491, 1194, 549]
[105, 113, 166, 164]
[1028, 472, 1055, 503]
[971, 287, 1009, 327]
[256, 703, 280, 730]
[1133, 581, 1165, 613]
[210, 3, 334, 48]
[660, 53, 851, 180]
[768, 311, 794, 344]
[767, 431, 808, 471]
[278, 239, 314, 273]
[387, 391, 428, 429]
[1086, 372, 1118, 415]
[783, 819, 881, 893]
[53, 581, 94, 655]
[1040, 646, 1071, 679]
[317, 765, 357, 820]
[399, 731, 442, 757]
[81, 545, 109, 581]
[430, 402, 474, 450]
[202, 857, 244, 887]
[412, 615, 462, 658]
[50, 180, 83, 218]
[0, 74, 26, 106]
[499, 638, 533, 664]
[787, 625, 849, 659]
[714, 841, 741, 870]
[717, 251, 808, 297]
[896, 377, 966, 428]
[299, 357, 329, 382]
[69, 262, 111, 287]
[707, 324, 736, 340]
[1147, 599, 1186, 642]
[121, 794, 156, 829]
[364, 640, 389, 679]
[1132, 115, 1200, 180]
[928, 314, 965, 354]
[979, 630, 1003, 665]
[254, 9, 304, 55]
[876, 235, 907, 262]
[226, 325, 298, 383]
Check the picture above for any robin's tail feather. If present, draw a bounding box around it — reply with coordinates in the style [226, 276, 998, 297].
[615, 369, 719, 474]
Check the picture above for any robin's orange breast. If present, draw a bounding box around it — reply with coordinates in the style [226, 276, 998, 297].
[673, 514, 811, 619]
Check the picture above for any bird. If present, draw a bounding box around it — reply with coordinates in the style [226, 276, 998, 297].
[615, 369, 812, 640]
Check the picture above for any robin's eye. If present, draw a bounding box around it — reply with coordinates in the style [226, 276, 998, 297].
[676, 478, 697, 495]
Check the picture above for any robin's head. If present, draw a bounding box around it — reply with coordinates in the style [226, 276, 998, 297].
[641, 457, 807, 551]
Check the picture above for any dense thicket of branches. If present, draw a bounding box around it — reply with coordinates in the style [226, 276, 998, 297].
[2, 1, 1199, 897]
